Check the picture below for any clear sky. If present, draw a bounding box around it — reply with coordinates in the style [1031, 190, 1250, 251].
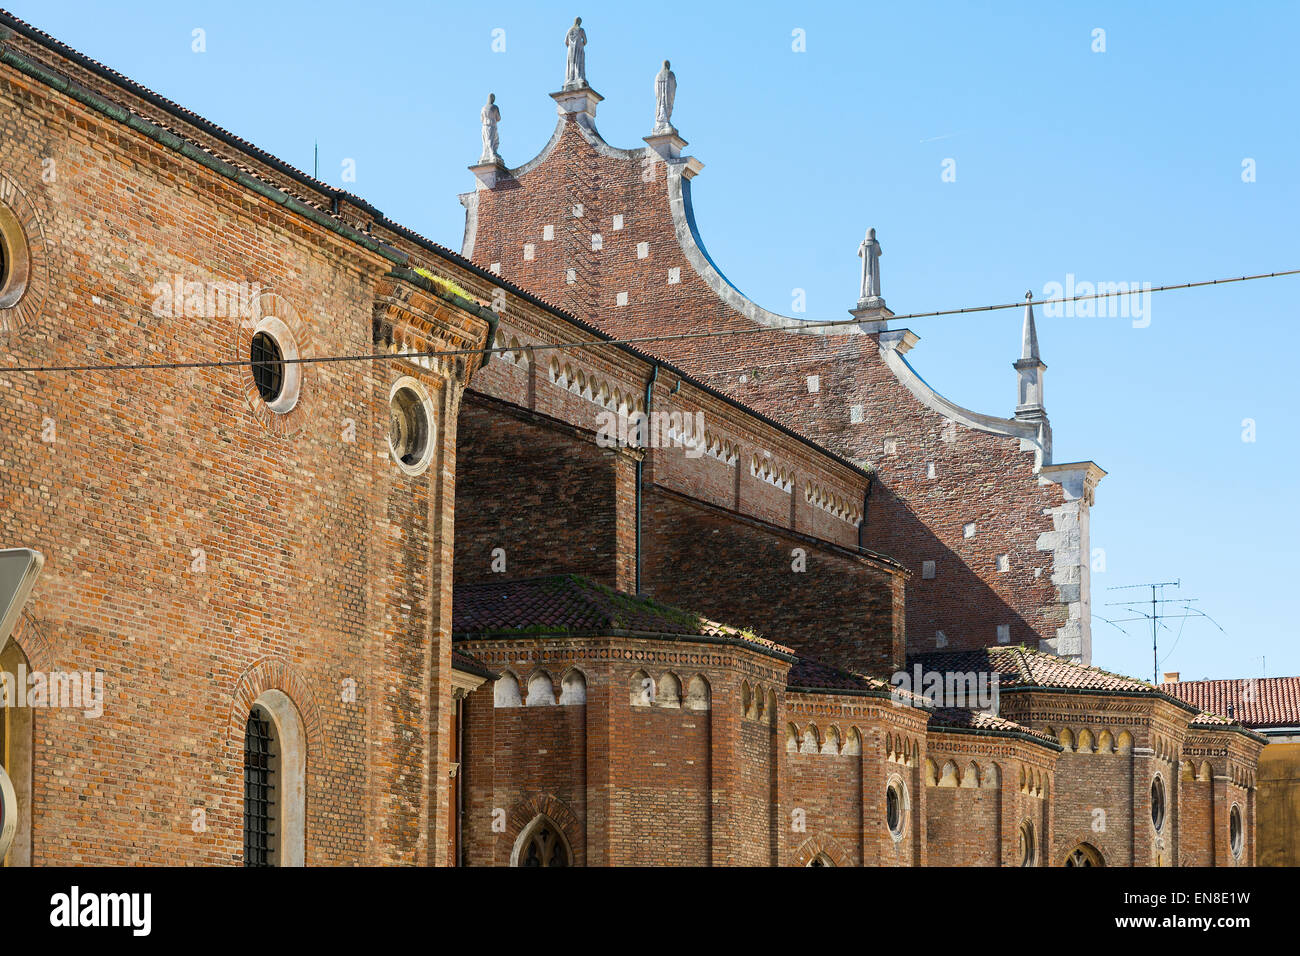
[11, 1, 1299, 683]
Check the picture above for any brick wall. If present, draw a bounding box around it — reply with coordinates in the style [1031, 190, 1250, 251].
[462, 106, 1096, 662]
[0, 58, 487, 865]
[642, 489, 905, 674]
[454, 391, 637, 591]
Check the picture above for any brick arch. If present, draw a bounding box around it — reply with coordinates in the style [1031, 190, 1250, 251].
[225, 657, 325, 762]
[7, 609, 54, 671]
[1056, 830, 1109, 865]
[507, 793, 582, 864]
[792, 833, 851, 867]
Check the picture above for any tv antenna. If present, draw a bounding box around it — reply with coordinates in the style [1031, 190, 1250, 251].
[1097, 580, 1226, 684]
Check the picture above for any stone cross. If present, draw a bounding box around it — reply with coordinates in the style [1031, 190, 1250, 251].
[653, 60, 677, 134]
[857, 227, 882, 301]
[564, 17, 587, 90]
[480, 93, 501, 164]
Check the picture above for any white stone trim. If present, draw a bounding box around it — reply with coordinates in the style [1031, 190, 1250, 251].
[388, 375, 437, 476]
[252, 689, 306, 868]
[252, 315, 302, 414]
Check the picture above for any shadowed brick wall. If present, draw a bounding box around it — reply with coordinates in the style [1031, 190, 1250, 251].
[642, 489, 905, 674]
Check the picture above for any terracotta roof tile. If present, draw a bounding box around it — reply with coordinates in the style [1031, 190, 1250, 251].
[452, 575, 791, 656]
[927, 708, 1060, 746]
[1161, 677, 1300, 730]
[786, 657, 895, 695]
[909, 646, 1156, 694]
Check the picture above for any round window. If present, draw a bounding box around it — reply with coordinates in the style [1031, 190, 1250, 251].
[1229, 804, 1243, 859]
[388, 377, 435, 475]
[246, 316, 302, 415]
[885, 777, 907, 840]
[1150, 775, 1166, 833]
[1019, 821, 1036, 866]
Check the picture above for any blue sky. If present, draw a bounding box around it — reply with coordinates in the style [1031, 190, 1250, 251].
[13, 1, 1299, 682]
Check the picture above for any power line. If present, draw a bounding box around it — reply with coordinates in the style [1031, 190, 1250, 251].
[2, 267, 1297, 377]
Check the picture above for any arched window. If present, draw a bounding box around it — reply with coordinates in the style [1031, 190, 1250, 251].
[657, 672, 681, 709]
[559, 669, 586, 706]
[629, 670, 654, 707]
[807, 852, 834, 867]
[513, 815, 572, 868]
[0, 637, 32, 866]
[1229, 804, 1244, 860]
[243, 690, 305, 867]
[1018, 821, 1036, 866]
[685, 675, 711, 711]
[494, 672, 523, 708]
[1064, 843, 1104, 867]
[526, 671, 556, 706]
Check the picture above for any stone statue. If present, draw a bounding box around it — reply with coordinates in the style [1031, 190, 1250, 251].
[653, 60, 677, 134]
[480, 93, 501, 164]
[564, 17, 587, 89]
[857, 227, 883, 301]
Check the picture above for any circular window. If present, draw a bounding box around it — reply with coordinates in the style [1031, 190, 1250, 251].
[885, 777, 907, 840]
[388, 377, 436, 475]
[1150, 775, 1166, 833]
[1230, 804, 1243, 859]
[1019, 821, 1036, 866]
[0, 202, 30, 310]
[247, 317, 302, 414]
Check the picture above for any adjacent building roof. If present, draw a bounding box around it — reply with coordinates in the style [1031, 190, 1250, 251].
[1161, 677, 1300, 731]
[453, 574, 794, 657]
[910, 645, 1158, 695]
[927, 708, 1061, 748]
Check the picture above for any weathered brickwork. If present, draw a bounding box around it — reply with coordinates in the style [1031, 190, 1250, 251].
[0, 13, 1265, 870]
[461, 91, 1103, 663]
[0, 24, 492, 865]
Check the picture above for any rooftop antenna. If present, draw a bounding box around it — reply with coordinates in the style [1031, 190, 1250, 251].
[1101, 580, 1227, 684]
[313, 140, 319, 180]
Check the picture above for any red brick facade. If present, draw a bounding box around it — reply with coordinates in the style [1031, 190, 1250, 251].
[0, 12, 1263, 869]
[461, 81, 1105, 665]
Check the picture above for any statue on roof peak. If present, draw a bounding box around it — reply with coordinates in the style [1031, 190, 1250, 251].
[563, 17, 588, 90]
[479, 93, 502, 164]
[857, 227, 883, 302]
[652, 60, 677, 134]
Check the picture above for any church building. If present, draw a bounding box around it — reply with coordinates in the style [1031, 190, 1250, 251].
[0, 10, 1264, 867]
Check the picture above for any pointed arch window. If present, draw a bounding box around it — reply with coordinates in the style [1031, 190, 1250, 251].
[514, 816, 572, 868]
[1064, 843, 1104, 867]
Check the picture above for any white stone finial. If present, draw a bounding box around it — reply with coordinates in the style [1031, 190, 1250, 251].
[1014, 290, 1047, 422]
[1020, 290, 1041, 362]
[563, 17, 588, 90]
[652, 59, 677, 134]
[479, 93, 502, 164]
